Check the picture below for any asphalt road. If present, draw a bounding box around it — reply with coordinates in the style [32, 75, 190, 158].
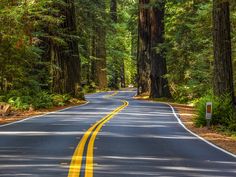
[0, 91, 235, 177]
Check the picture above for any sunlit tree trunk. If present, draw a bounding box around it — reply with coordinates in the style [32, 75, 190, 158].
[213, 0, 234, 103]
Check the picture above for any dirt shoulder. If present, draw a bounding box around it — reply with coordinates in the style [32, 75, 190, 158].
[135, 95, 236, 155]
[0, 101, 87, 126]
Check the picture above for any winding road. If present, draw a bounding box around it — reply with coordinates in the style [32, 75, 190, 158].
[0, 91, 235, 177]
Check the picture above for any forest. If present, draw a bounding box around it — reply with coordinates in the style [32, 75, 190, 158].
[0, 0, 236, 132]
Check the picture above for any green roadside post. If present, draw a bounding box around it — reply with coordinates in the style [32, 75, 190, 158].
[206, 102, 212, 128]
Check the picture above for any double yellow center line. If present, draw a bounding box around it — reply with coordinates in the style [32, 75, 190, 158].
[67, 92, 128, 177]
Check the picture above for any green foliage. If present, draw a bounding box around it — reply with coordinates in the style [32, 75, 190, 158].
[32, 92, 53, 109]
[8, 96, 32, 110]
[195, 93, 235, 129]
[165, 1, 213, 102]
[0, 0, 63, 93]
[82, 82, 97, 94]
[0, 89, 75, 110]
[6, 91, 52, 110]
[106, 1, 137, 88]
[77, 0, 137, 89]
[52, 94, 71, 106]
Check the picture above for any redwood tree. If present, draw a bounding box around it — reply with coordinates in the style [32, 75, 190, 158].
[137, 0, 151, 95]
[91, 1, 108, 90]
[109, 0, 120, 89]
[51, 0, 82, 97]
[149, 0, 171, 98]
[110, 0, 126, 89]
[213, 0, 234, 103]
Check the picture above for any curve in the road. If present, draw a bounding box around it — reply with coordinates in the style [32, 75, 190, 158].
[67, 92, 129, 177]
[165, 102, 236, 158]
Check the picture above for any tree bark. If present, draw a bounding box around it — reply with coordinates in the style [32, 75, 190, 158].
[213, 0, 234, 103]
[91, 1, 108, 90]
[110, 0, 126, 88]
[120, 61, 126, 88]
[109, 0, 120, 89]
[149, 0, 171, 98]
[94, 26, 107, 90]
[52, 0, 82, 98]
[137, 0, 151, 95]
[91, 35, 96, 84]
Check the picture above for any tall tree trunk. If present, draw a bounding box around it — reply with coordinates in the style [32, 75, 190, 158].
[120, 61, 126, 88]
[95, 27, 107, 89]
[90, 1, 107, 90]
[149, 1, 171, 98]
[92, 1, 107, 90]
[110, 0, 126, 88]
[110, 0, 120, 89]
[52, 0, 82, 98]
[213, 0, 234, 103]
[91, 35, 96, 84]
[110, 0, 117, 22]
[137, 0, 151, 95]
[51, 44, 64, 94]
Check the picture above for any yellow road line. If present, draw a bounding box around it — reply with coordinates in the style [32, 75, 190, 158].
[85, 101, 128, 177]
[67, 97, 128, 177]
[67, 107, 122, 177]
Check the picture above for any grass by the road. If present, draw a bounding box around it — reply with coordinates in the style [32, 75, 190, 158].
[135, 94, 236, 155]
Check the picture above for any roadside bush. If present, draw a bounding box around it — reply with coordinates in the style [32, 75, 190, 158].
[1, 89, 81, 110]
[32, 91, 53, 109]
[8, 96, 32, 110]
[7, 91, 54, 110]
[52, 94, 71, 106]
[83, 82, 97, 93]
[195, 93, 235, 128]
[172, 85, 192, 103]
[228, 121, 236, 132]
[6, 88, 34, 99]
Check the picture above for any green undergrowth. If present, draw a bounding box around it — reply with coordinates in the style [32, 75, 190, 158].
[216, 125, 236, 139]
[0, 89, 83, 110]
[194, 93, 236, 133]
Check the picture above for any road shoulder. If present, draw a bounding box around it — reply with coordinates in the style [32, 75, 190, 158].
[134, 95, 236, 155]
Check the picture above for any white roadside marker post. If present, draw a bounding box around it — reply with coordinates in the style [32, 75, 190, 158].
[206, 102, 212, 128]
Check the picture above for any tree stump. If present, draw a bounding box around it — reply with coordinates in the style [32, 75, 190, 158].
[0, 103, 11, 116]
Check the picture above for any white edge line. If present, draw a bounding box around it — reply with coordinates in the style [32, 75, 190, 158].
[165, 102, 236, 158]
[0, 101, 90, 128]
